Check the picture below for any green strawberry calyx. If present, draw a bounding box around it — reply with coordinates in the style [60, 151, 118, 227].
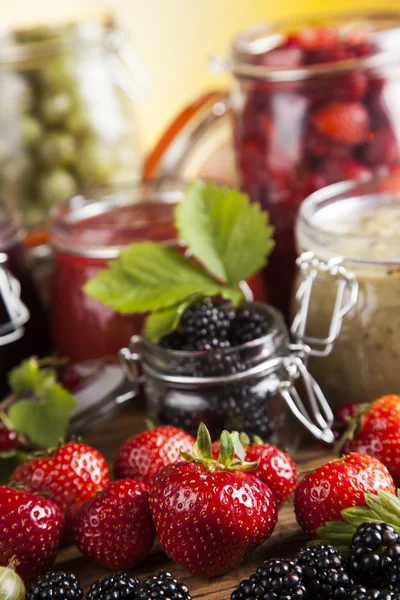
[334, 402, 371, 455]
[316, 489, 400, 556]
[181, 423, 259, 473]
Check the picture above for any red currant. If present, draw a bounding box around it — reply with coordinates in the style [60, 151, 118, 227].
[0, 422, 17, 452]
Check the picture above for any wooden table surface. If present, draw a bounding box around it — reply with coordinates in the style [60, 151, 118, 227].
[56, 406, 334, 600]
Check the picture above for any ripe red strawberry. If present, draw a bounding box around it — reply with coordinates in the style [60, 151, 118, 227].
[9, 442, 109, 536]
[0, 485, 64, 583]
[312, 102, 369, 145]
[212, 437, 297, 506]
[115, 425, 195, 484]
[343, 429, 400, 487]
[361, 395, 400, 435]
[73, 479, 155, 569]
[294, 453, 395, 537]
[245, 442, 297, 506]
[149, 424, 278, 577]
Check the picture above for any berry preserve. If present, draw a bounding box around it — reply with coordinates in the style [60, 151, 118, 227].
[0, 201, 49, 397]
[227, 13, 400, 317]
[50, 181, 267, 362]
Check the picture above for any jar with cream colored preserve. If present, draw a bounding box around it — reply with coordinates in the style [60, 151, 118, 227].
[293, 173, 400, 409]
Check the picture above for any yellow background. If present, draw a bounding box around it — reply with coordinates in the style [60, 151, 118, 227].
[3, 0, 400, 150]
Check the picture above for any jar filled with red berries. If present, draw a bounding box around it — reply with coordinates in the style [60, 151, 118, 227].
[214, 13, 400, 317]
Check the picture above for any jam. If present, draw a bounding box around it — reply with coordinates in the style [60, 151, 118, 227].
[50, 184, 267, 362]
[231, 16, 400, 317]
[0, 207, 49, 397]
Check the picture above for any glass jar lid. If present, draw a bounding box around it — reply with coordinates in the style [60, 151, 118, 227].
[222, 11, 400, 81]
[49, 179, 186, 258]
[296, 173, 400, 264]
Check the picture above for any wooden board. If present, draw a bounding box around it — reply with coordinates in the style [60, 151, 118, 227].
[55, 406, 334, 600]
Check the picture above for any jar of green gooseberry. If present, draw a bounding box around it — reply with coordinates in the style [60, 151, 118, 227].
[0, 17, 147, 227]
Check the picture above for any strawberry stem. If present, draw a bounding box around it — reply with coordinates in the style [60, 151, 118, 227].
[180, 423, 259, 472]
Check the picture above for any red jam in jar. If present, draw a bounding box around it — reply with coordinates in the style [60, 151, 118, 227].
[50, 182, 267, 362]
[230, 14, 400, 316]
[0, 202, 49, 396]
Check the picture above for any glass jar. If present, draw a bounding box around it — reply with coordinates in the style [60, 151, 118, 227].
[211, 12, 400, 318]
[120, 302, 334, 448]
[293, 172, 400, 410]
[0, 200, 49, 396]
[0, 17, 146, 228]
[49, 180, 268, 363]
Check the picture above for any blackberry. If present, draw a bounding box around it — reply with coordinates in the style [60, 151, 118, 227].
[229, 307, 269, 346]
[134, 571, 191, 599]
[230, 558, 306, 600]
[349, 522, 400, 587]
[348, 588, 400, 600]
[27, 572, 83, 600]
[214, 382, 273, 440]
[296, 543, 353, 599]
[178, 298, 235, 351]
[347, 586, 381, 600]
[87, 573, 140, 600]
[159, 331, 187, 350]
[386, 544, 400, 591]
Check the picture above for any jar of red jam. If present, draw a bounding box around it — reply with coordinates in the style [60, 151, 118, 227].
[211, 13, 400, 317]
[49, 180, 267, 362]
[0, 200, 49, 396]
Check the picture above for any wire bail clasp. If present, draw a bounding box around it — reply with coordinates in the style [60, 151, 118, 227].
[0, 253, 30, 347]
[291, 251, 359, 357]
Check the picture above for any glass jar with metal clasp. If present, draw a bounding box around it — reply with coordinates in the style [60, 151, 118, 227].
[119, 300, 355, 450]
[292, 173, 400, 410]
[0, 199, 49, 397]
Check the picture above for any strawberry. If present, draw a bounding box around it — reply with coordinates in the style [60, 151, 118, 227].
[337, 396, 400, 453]
[9, 442, 109, 537]
[312, 102, 369, 145]
[115, 425, 195, 484]
[343, 429, 400, 487]
[149, 424, 277, 577]
[361, 395, 400, 435]
[0, 485, 64, 583]
[245, 440, 297, 506]
[73, 479, 155, 569]
[212, 435, 297, 506]
[294, 453, 395, 537]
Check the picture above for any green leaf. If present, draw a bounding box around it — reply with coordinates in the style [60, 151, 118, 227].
[176, 181, 274, 286]
[145, 299, 195, 342]
[341, 507, 381, 528]
[8, 357, 57, 397]
[231, 431, 246, 461]
[7, 383, 77, 448]
[219, 430, 235, 467]
[196, 423, 213, 460]
[84, 242, 243, 315]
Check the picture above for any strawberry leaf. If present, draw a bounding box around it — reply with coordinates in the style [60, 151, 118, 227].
[8, 357, 55, 395]
[176, 182, 274, 286]
[7, 381, 77, 448]
[196, 423, 213, 460]
[219, 430, 235, 467]
[84, 242, 243, 315]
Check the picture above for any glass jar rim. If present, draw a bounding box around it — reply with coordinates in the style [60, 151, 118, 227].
[296, 173, 400, 266]
[0, 19, 115, 65]
[140, 302, 286, 368]
[228, 10, 400, 82]
[49, 178, 188, 258]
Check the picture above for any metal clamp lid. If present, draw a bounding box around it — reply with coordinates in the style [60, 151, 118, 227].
[0, 253, 30, 347]
[280, 344, 334, 443]
[291, 251, 359, 357]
